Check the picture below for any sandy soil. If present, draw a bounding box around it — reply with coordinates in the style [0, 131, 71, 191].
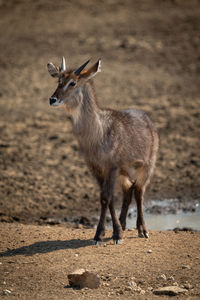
[0, 223, 200, 299]
[0, 1, 200, 298]
[0, 0, 200, 224]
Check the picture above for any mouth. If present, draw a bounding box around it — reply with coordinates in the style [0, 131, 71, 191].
[50, 100, 63, 107]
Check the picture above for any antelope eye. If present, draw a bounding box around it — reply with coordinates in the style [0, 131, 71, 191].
[69, 81, 76, 86]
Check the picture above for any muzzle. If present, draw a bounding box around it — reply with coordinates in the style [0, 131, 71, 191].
[49, 97, 57, 105]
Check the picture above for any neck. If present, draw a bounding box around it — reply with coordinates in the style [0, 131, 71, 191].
[64, 82, 104, 151]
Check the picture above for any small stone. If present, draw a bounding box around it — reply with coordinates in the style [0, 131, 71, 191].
[153, 286, 188, 296]
[125, 286, 132, 291]
[103, 282, 110, 287]
[147, 286, 153, 291]
[3, 290, 11, 295]
[172, 282, 179, 286]
[181, 265, 191, 270]
[184, 283, 193, 290]
[168, 276, 175, 281]
[134, 287, 142, 293]
[68, 269, 100, 289]
[130, 281, 137, 288]
[147, 249, 152, 253]
[140, 289, 145, 295]
[157, 274, 167, 281]
[130, 277, 136, 281]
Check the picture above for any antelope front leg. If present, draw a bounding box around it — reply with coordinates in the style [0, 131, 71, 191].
[94, 195, 108, 244]
[94, 168, 120, 244]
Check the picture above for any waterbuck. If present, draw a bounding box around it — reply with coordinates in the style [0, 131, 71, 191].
[47, 57, 159, 244]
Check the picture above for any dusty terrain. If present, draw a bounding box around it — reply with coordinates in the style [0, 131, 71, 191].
[0, 0, 200, 224]
[0, 223, 200, 299]
[0, 0, 200, 298]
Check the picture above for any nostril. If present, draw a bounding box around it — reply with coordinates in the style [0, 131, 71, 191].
[49, 97, 57, 105]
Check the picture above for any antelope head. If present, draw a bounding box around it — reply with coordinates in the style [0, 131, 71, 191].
[47, 57, 101, 107]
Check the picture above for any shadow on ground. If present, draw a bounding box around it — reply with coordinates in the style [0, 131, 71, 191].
[0, 238, 97, 257]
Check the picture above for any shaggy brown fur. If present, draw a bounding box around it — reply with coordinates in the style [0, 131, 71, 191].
[47, 59, 159, 244]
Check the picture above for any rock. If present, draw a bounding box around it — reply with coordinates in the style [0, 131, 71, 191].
[125, 286, 132, 291]
[3, 289, 12, 295]
[103, 282, 110, 287]
[68, 269, 100, 289]
[184, 283, 193, 290]
[128, 281, 137, 288]
[153, 286, 188, 296]
[140, 289, 146, 295]
[168, 276, 175, 281]
[181, 265, 191, 270]
[117, 289, 124, 295]
[147, 249, 152, 253]
[157, 274, 167, 281]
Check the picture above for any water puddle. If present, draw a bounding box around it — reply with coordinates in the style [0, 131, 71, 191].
[126, 209, 200, 231]
[109, 199, 200, 231]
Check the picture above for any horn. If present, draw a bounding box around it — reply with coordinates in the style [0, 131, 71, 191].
[74, 59, 90, 76]
[60, 56, 66, 71]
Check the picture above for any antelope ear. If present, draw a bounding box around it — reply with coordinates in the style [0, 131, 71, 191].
[80, 59, 101, 80]
[47, 62, 59, 78]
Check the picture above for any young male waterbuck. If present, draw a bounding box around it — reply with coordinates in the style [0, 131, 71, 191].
[47, 57, 159, 244]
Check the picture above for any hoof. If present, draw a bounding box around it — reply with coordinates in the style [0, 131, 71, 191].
[113, 239, 123, 245]
[94, 240, 102, 246]
[138, 232, 149, 239]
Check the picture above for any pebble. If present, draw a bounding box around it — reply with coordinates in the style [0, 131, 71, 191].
[68, 269, 100, 289]
[3, 290, 11, 295]
[103, 283, 110, 287]
[181, 265, 191, 270]
[184, 283, 193, 290]
[129, 281, 137, 288]
[147, 249, 152, 253]
[157, 274, 167, 281]
[125, 286, 132, 291]
[153, 286, 188, 296]
[168, 276, 175, 281]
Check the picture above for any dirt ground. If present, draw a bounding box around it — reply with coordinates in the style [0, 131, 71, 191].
[0, 0, 200, 298]
[0, 0, 200, 224]
[0, 223, 200, 299]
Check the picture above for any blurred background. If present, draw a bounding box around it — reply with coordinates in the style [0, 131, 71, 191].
[0, 0, 200, 227]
